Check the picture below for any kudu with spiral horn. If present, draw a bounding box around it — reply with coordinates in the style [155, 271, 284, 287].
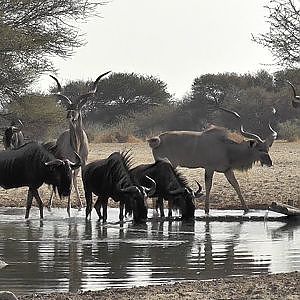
[147, 108, 277, 214]
[48, 71, 111, 216]
[286, 81, 300, 108]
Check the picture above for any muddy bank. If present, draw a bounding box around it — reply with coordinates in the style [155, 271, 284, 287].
[19, 272, 299, 300]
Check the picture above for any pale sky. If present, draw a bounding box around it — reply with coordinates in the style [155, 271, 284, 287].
[37, 0, 276, 99]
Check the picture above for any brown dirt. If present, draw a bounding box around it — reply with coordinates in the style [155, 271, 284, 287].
[19, 272, 300, 300]
[1, 140, 299, 210]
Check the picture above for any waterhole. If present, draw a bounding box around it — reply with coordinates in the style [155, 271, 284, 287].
[0, 207, 299, 294]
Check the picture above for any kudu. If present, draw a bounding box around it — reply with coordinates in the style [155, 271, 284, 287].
[286, 81, 300, 108]
[2, 119, 25, 149]
[48, 71, 111, 216]
[147, 109, 277, 214]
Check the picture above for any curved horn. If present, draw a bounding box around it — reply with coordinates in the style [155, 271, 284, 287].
[67, 152, 82, 170]
[91, 70, 112, 93]
[45, 159, 64, 167]
[49, 75, 72, 107]
[286, 81, 300, 108]
[240, 125, 264, 143]
[11, 126, 20, 133]
[17, 119, 23, 128]
[49, 75, 62, 92]
[194, 180, 204, 198]
[218, 107, 241, 119]
[76, 71, 112, 108]
[219, 106, 264, 143]
[265, 107, 278, 147]
[268, 123, 278, 140]
[286, 81, 300, 99]
[142, 175, 156, 197]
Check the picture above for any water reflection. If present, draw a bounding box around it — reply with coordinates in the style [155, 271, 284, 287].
[0, 208, 299, 294]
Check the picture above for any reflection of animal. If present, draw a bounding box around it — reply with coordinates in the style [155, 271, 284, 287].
[48, 71, 110, 215]
[130, 158, 202, 220]
[83, 151, 156, 223]
[286, 81, 300, 108]
[3, 120, 24, 149]
[0, 142, 81, 219]
[148, 113, 277, 214]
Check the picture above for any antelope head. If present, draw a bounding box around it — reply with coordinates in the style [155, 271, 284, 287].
[219, 106, 278, 166]
[50, 71, 111, 122]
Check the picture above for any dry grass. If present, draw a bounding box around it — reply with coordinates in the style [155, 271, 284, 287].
[1, 140, 299, 210]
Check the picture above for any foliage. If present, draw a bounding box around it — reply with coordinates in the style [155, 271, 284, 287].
[6, 94, 65, 140]
[278, 119, 300, 141]
[0, 0, 104, 101]
[252, 0, 300, 67]
[57, 72, 172, 123]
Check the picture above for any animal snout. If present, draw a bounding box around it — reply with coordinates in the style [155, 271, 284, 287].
[260, 153, 272, 167]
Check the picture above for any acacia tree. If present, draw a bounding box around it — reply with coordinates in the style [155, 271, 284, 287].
[0, 0, 104, 103]
[87, 72, 172, 123]
[252, 0, 300, 67]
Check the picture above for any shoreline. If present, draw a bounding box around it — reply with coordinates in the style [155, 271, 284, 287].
[18, 272, 299, 300]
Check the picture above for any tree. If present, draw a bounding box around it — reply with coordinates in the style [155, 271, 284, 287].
[252, 0, 300, 67]
[6, 93, 65, 140]
[85, 72, 172, 123]
[0, 0, 104, 102]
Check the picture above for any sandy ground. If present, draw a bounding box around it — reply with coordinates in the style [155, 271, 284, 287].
[19, 272, 299, 300]
[1, 140, 299, 210]
[1, 140, 300, 299]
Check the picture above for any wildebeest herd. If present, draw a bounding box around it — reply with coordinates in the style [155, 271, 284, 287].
[0, 75, 299, 223]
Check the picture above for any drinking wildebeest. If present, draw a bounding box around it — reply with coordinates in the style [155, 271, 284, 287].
[3, 119, 25, 150]
[48, 71, 111, 215]
[0, 142, 81, 219]
[83, 151, 156, 223]
[130, 158, 203, 220]
[286, 81, 300, 108]
[147, 112, 277, 214]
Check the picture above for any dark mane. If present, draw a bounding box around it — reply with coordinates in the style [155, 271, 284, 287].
[155, 158, 190, 188]
[107, 150, 135, 186]
[205, 125, 244, 144]
[173, 167, 190, 188]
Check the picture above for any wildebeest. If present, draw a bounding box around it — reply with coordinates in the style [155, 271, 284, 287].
[130, 158, 202, 220]
[3, 120, 25, 150]
[0, 142, 81, 219]
[147, 114, 277, 214]
[286, 81, 300, 108]
[83, 151, 156, 223]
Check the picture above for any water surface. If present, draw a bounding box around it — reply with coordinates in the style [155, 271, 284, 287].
[0, 207, 299, 294]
